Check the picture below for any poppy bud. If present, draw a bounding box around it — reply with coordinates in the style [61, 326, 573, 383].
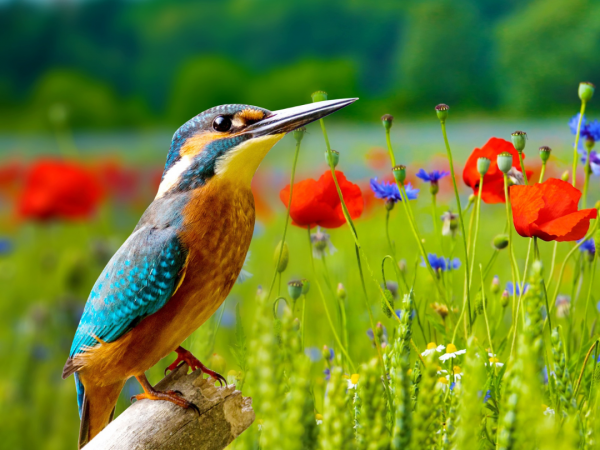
[393, 165, 406, 184]
[293, 127, 306, 144]
[539, 146, 551, 163]
[501, 290, 510, 308]
[435, 104, 449, 122]
[325, 150, 339, 168]
[274, 241, 289, 273]
[585, 138, 595, 154]
[511, 131, 527, 152]
[497, 152, 513, 174]
[288, 280, 303, 301]
[385, 198, 394, 211]
[493, 234, 509, 250]
[579, 82, 595, 103]
[311, 91, 328, 103]
[491, 275, 500, 295]
[468, 193, 476, 204]
[561, 170, 570, 182]
[381, 114, 394, 131]
[382, 289, 394, 318]
[337, 282, 346, 300]
[301, 278, 310, 295]
[430, 181, 439, 196]
[477, 157, 491, 176]
[474, 292, 483, 315]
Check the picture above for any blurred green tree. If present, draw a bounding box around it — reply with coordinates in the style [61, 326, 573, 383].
[496, 0, 600, 114]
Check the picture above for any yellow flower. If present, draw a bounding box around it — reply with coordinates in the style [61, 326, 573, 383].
[348, 373, 360, 389]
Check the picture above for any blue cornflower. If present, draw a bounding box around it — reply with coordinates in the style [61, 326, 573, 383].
[0, 239, 11, 255]
[569, 113, 600, 142]
[323, 368, 331, 381]
[369, 178, 419, 203]
[421, 253, 461, 272]
[506, 282, 530, 296]
[483, 390, 491, 403]
[578, 238, 595, 256]
[416, 169, 450, 183]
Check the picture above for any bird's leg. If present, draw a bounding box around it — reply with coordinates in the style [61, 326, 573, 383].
[131, 374, 199, 414]
[165, 346, 227, 386]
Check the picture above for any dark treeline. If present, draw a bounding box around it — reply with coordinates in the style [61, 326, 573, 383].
[0, 0, 599, 130]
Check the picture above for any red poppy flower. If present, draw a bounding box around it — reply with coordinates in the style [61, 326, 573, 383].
[510, 178, 597, 242]
[279, 170, 363, 229]
[463, 137, 533, 204]
[18, 159, 103, 221]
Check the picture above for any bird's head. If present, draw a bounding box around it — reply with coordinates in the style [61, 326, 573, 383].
[156, 99, 356, 198]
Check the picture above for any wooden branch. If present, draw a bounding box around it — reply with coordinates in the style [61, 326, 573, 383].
[85, 364, 254, 450]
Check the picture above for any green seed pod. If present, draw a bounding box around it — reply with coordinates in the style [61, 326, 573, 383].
[336, 282, 346, 300]
[392, 165, 406, 184]
[539, 146, 551, 163]
[561, 170, 570, 181]
[477, 157, 491, 176]
[381, 289, 394, 318]
[510, 131, 527, 152]
[579, 82, 595, 103]
[301, 278, 310, 295]
[381, 114, 394, 131]
[287, 280, 303, 301]
[497, 152, 513, 174]
[292, 126, 306, 144]
[325, 149, 339, 168]
[493, 234, 509, 250]
[311, 90, 328, 103]
[384, 198, 395, 211]
[273, 241, 289, 273]
[435, 103, 449, 122]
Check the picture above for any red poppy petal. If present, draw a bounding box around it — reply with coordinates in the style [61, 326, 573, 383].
[536, 178, 581, 223]
[479, 175, 508, 204]
[510, 183, 544, 238]
[537, 208, 597, 242]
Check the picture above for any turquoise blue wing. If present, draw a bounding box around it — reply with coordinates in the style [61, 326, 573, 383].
[69, 225, 188, 359]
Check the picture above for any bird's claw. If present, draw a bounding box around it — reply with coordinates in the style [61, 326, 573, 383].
[165, 347, 227, 387]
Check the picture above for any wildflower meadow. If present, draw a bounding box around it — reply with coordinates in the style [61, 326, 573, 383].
[2, 81, 600, 450]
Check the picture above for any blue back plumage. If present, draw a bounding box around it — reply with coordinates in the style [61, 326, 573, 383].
[69, 194, 189, 359]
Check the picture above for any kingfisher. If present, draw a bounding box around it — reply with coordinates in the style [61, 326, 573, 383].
[62, 98, 356, 448]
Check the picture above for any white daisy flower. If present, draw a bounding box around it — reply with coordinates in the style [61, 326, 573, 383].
[422, 342, 445, 357]
[315, 414, 323, 425]
[487, 356, 504, 367]
[543, 406, 555, 416]
[347, 373, 360, 389]
[439, 343, 466, 361]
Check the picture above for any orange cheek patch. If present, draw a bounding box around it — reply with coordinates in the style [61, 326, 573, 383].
[179, 132, 223, 157]
[238, 109, 265, 122]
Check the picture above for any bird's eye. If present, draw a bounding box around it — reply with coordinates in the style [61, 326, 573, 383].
[212, 116, 232, 132]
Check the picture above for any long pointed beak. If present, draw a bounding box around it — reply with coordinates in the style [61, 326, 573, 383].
[245, 98, 358, 137]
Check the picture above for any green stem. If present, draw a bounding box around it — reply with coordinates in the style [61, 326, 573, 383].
[480, 264, 494, 356]
[539, 161, 547, 183]
[504, 174, 520, 362]
[582, 253, 598, 337]
[440, 120, 472, 330]
[517, 151, 528, 185]
[582, 144, 594, 209]
[301, 294, 306, 351]
[572, 101, 587, 188]
[384, 128, 444, 294]
[469, 176, 484, 289]
[307, 226, 355, 372]
[268, 137, 302, 300]
[544, 214, 599, 331]
[385, 209, 395, 256]
[431, 193, 441, 251]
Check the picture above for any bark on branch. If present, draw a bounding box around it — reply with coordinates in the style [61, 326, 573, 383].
[84, 364, 254, 450]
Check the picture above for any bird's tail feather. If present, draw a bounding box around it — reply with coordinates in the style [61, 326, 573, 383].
[75, 373, 124, 449]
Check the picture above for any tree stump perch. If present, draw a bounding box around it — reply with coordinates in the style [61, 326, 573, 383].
[84, 364, 254, 450]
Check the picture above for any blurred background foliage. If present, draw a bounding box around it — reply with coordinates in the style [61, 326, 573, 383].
[1, 0, 600, 131]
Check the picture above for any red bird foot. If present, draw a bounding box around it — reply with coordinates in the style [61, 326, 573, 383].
[131, 374, 200, 415]
[165, 346, 227, 386]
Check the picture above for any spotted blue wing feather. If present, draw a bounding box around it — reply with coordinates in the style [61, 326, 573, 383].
[69, 225, 188, 359]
